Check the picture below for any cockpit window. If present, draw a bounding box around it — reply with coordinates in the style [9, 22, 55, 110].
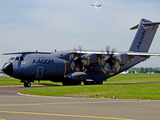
[9, 57, 24, 61]
[20, 57, 24, 60]
[14, 57, 24, 61]
[15, 57, 20, 61]
[9, 57, 15, 61]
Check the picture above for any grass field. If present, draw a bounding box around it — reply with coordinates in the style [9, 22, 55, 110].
[107, 74, 160, 83]
[0, 77, 62, 86]
[16, 74, 160, 100]
[20, 83, 160, 100]
[1, 74, 160, 100]
[1, 74, 160, 86]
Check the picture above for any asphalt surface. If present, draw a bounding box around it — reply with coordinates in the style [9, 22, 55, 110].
[0, 87, 160, 120]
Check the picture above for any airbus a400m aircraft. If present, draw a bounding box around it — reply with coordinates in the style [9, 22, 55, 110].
[91, 1, 102, 9]
[2, 19, 160, 87]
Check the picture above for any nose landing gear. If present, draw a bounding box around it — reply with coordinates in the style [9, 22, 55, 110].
[24, 82, 31, 87]
[21, 80, 32, 87]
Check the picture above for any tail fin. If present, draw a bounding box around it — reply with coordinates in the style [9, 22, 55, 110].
[129, 19, 160, 52]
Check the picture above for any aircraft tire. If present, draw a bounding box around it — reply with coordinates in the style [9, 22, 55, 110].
[97, 81, 103, 85]
[62, 81, 81, 86]
[83, 81, 92, 85]
[24, 82, 31, 87]
[73, 81, 81, 85]
[84, 81, 103, 85]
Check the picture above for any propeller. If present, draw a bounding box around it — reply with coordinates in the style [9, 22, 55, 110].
[71, 45, 85, 71]
[104, 45, 117, 66]
[100, 45, 120, 73]
[71, 45, 119, 72]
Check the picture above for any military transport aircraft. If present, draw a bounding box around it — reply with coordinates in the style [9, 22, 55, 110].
[91, 1, 102, 9]
[2, 18, 160, 87]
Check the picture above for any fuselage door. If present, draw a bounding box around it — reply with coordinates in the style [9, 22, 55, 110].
[36, 67, 44, 79]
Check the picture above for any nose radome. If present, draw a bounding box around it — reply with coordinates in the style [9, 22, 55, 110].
[2, 62, 13, 76]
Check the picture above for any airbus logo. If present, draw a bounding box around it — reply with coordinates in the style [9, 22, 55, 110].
[137, 30, 146, 50]
[32, 59, 54, 64]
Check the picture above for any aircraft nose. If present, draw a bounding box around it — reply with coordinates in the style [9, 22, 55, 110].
[2, 62, 13, 76]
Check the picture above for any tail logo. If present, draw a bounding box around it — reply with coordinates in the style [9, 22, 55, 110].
[137, 30, 146, 50]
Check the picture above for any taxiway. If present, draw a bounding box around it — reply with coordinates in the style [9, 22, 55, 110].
[0, 87, 160, 120]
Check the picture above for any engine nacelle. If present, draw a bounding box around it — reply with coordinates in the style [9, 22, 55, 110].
[117, 54, 135, 66]
[66, 72, 87, 81]
[82, 54, 99, 65]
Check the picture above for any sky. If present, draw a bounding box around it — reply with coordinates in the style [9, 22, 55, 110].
[1, 0, 160, 68]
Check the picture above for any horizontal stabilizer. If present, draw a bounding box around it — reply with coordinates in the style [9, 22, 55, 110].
[130, 21, 160, 30]
[142, 22, 160, 25]
[130, 24, 139, 30]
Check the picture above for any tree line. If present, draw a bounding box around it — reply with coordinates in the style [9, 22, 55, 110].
[128, 67, 160, 74]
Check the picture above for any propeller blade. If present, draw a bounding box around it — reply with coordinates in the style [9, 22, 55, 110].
[78, 45, 82, 52]
[112, 47, 117, 54]
[106, 45, 110, 54]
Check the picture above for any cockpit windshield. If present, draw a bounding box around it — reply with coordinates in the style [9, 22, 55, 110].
[9, 57, 15, 61]
[9, 56, 24, 61]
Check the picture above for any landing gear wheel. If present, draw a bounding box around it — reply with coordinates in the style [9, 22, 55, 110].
[84, 81, 103, 85]
[62, 81, 81, 86]
[97, 81, 103, 85]
[83, 81, 92, 85]
[24, 82, 31, 87]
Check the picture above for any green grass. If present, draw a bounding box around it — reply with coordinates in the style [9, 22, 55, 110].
[0, 77, 23, 86]
[1, 74, 160, 86]
[107, 74, 160, 83]
[0, 77, 62, 86]
[20, 83, 160, 100]
[1, 74, 160, 100]
[19, 74, 160, 100]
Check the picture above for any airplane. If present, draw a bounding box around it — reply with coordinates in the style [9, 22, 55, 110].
[2, 18, 160, 87]
[91, 1, 102, 9]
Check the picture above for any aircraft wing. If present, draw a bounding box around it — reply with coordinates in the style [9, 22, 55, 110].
[3, 52, 52, 55]
[74, 50, 160, 57]
[94, 6, 98, 9]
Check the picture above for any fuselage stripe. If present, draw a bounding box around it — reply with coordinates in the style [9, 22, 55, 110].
[70, 64, 74, 71]
[98, 57, 101, 65]
[109, 73, 114, 76]
[101, 68, 106, 74]
[83, 69, 87, 73]
[119, 56, 121, 63]
[63, 59, 66, 77]
[87, 59, 90, 66]
[116, 66, 120, 73]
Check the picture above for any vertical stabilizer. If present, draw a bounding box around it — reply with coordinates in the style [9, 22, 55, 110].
[129, 19, 160, 52]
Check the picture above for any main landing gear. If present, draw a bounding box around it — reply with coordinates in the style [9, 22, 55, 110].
[62, 81, 81, 86]
[83, 81, 103, 85]
[62, 81, 103, 86]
